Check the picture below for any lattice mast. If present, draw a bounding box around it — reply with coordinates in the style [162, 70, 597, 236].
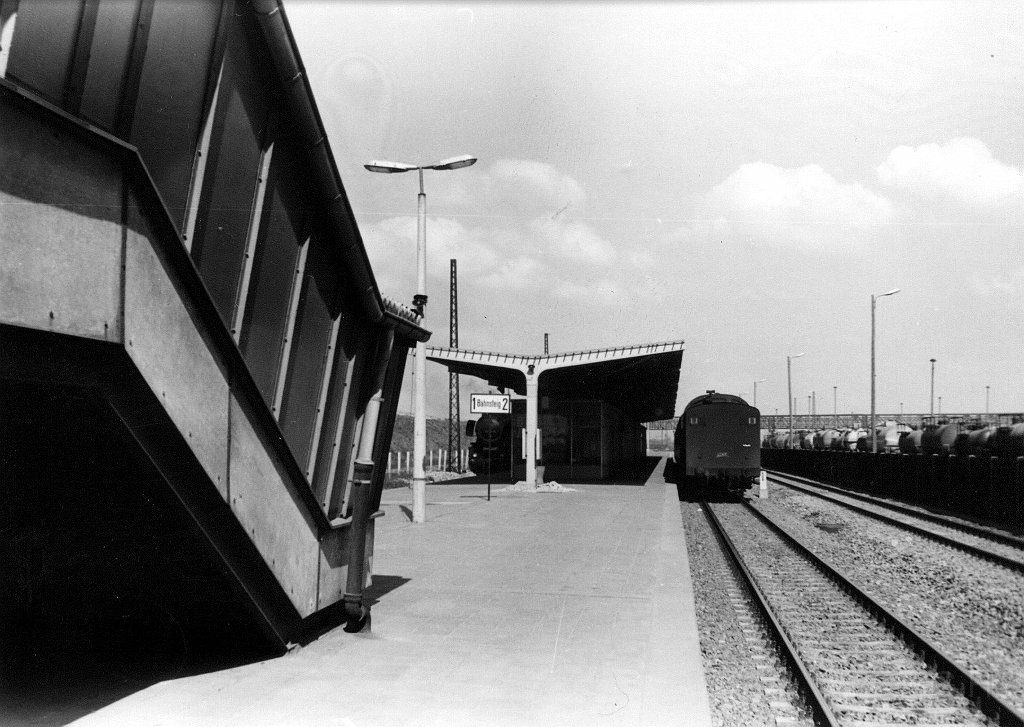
[447, 259, 461, 471]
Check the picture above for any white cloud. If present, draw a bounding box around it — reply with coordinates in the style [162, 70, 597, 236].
[970, 267, 1024, 299]
[702, 162, 893, 247]
[474, 256, 546, 290]
[361, 159, 624, 308]
[485, 158, 587, 216]
[551, 278, 621, 306]
[531, 218, 617, 265]
[877, 138, 1024, 207]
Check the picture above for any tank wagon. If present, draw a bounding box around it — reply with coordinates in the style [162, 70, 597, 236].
[766, 416, 1024, 458]
[675, 391, 760, 498]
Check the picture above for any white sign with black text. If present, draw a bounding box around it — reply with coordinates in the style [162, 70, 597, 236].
[470, 394, 511, 414]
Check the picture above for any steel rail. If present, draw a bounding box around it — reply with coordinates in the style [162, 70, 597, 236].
[743, 500, 1024, 727]
[701, 501, 840, 727]
[766, 468, 1024, 550]
[767, 471, 1024, 574]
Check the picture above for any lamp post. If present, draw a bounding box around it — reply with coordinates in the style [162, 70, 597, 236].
[364, 154, 477, 524]
[753, 379, 766, 407]
[930, 358, 936, 416]
[986, 385, 990, 416]
[787, 353, 804, 448]
[871, 288, 900, 453]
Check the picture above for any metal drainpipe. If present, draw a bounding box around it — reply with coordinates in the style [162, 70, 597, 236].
[343, 330, 395, 632]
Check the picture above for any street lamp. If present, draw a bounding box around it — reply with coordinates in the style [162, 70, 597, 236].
[749, 380, 765, 409]
[787, 353, 804, 448]
[986, 385, 990, 416]
[871, 288, 900, 453]
[930, 358, 937, 416]
[365, 154, 477, 524]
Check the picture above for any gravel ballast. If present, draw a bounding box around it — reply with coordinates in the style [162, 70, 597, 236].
[681, 500, 812, 727]
[753, 484, 1024, 714]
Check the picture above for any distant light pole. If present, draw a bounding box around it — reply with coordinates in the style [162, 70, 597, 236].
[753, 379, 766, 407]
[938, 396, 942, 415]
[986, 385, 990, 416]
[930, 358, 936, 416]
[787, 353, 804, 448]
[871, 288, 900, 453]
[365, 154, 477, 523]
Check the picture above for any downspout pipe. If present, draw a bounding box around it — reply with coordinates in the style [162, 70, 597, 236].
[343, 330, 395, 632]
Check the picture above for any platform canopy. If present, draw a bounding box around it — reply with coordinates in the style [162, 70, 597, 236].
[427, 340, 684, 422]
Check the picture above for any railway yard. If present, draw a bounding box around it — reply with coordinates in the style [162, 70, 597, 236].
[685, 471, 1024, 727]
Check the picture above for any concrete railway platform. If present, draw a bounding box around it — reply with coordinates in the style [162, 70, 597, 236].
[72, 457, 711, 727]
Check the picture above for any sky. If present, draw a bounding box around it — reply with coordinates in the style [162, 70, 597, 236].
[284, 0, 1024, 420]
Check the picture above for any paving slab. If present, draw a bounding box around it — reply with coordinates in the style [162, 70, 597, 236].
[72, 458, 711, 727]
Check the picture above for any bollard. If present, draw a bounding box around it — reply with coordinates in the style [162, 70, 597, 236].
[758, 470, 768, 498]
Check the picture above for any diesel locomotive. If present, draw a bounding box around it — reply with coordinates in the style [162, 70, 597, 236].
[674, 391, 761, 498]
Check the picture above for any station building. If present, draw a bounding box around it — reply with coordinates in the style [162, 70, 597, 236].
[0, 0, 425, 669]
[429, 341, 685, 484]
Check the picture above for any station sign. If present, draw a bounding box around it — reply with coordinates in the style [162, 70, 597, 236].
[470, 393, 510, 414]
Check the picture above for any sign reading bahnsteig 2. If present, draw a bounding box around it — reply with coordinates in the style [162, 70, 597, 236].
[470, 394, 511, 414]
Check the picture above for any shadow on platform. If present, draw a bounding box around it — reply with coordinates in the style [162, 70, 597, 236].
[363, 575, 411, 608]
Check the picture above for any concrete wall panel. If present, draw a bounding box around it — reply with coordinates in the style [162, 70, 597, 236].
[0, 100, 123, 340]
[123, 228, 229, 497]
[230, 396, 320, 617]
[316, 525, 351, 609]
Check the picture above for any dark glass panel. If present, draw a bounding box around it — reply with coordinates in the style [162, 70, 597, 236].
[327, 332, 370, 519]
[129, 0, 221, 226]
[311, 306, 359, 505]
[279, 240, 340, 470]
[79, 0, 141, 130]
[5, 0, 83, 103]
[238, 171, 303, 409]
[190, 10, 270, 326]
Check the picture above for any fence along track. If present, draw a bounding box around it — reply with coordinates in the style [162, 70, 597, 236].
[766, 471, 1024, 574]
[704, 501, 1024, 726]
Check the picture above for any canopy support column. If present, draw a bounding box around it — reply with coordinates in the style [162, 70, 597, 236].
[525, 369, 539, 488]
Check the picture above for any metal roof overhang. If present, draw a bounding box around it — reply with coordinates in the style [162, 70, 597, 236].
[428, 341, 684, 422]
[250, 0, 429, 343]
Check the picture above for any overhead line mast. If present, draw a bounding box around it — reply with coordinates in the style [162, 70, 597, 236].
[447, 259, 461, 472]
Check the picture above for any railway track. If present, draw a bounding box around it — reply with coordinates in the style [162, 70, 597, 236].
[765, 470, 1024, 573]
[702, 500, 1024, 726]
